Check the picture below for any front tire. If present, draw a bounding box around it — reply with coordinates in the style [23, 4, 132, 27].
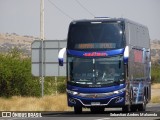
[74, 106, 82, 114]
[122, 105, 130, 112]
[130, 105, 138, 112]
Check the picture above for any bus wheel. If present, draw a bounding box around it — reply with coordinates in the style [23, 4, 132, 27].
[137, 96, 146, 111]
[74, 106, 82, 114]
[122, 105, 130, 112]
[130, 105, 137, 112]
[90, 107, 105, 113]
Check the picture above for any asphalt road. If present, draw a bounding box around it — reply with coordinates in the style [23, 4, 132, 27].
[0, 103, 160, 120]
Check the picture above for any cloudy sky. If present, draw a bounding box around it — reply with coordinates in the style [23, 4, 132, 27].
[0, 0, 160, 40]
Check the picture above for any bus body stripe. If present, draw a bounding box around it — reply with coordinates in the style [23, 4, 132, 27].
[67, 48, 124, 57]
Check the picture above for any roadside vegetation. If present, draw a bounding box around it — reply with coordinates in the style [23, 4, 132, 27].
[151, 96, 160, 103]
[151, 93, 160, 103]
[151, 83, 160, 89]
[0, 94, 72, 111]
[151, 61, 160, 83]
[151, 83, 160, 103]
[0, 48, 66, 98]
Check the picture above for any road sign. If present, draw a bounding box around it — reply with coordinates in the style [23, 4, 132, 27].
[31, 40, 66, 76]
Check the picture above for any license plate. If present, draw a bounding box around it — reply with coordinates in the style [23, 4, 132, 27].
[91, 102, 100, 106]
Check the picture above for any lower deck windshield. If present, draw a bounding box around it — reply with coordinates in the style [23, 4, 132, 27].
[67, 56, 124, 87]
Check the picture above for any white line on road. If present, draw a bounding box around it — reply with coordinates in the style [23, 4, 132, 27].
[0, 118, 26, 120]
[96, 118, 111, 120]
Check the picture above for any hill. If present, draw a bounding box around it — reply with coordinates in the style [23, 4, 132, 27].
[0, 33, 39, 56]
[0, 33, 160, 62]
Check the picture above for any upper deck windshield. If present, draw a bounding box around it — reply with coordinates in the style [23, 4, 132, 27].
[67, 56, 124, 87]
[67, 21, 124, 51]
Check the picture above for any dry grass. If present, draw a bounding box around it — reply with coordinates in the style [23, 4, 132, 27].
[151, 96, 160, 103]
[151, 83, 160, 103]
[151, 83, 160, 89]
[0, 94, 73, 111]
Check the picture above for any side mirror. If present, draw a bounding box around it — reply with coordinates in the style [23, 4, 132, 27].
[123, 46, 129, 64]
[58, 48, 66, 66]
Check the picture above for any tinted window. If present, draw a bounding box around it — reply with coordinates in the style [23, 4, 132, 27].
[67, 22, 124, 51]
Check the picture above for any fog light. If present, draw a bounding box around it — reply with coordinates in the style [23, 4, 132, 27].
[69, 98, 76, 104]
[115, 97, 124, 103]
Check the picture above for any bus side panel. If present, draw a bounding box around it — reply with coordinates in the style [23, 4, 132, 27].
[127, 22, 151, 105]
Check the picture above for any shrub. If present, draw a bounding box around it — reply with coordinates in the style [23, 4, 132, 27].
[57, 82, 66, 93]
[0, 48, 41, 97]
[151, 61, 160, 83]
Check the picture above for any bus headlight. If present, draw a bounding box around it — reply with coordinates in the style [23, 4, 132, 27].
[67, 89, 79, 95]
[113, 88, 126, 94]
[72, 91, 78, 95]
[113, 91, 119, 94]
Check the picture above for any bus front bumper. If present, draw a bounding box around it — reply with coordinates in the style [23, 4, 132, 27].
[67, 89, 125, 108]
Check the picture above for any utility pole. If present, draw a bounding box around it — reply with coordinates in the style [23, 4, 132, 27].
[40, 0, 44, 97]
[40, 0, 44, 40]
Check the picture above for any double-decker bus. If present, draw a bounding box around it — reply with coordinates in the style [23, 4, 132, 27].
[58, 18, 151, 113]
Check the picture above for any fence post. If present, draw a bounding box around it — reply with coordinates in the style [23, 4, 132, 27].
[55, 76, 57, 95]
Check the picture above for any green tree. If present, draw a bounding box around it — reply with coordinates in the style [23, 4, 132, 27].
[0, 48, 41, 97]
[151, 61, 160, 83]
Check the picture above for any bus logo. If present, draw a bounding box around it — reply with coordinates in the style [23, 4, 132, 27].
[83, 52, 107, 57]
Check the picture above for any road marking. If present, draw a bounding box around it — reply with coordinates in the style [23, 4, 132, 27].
[0, 118, 26, 120]
[96, 118, 111, 120]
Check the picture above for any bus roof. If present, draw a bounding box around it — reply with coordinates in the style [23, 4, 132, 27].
[70, 18, 148, 29]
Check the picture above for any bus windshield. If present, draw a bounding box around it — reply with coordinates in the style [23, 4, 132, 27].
[67, 22, 124, 51]
[67, 56, 124, 87]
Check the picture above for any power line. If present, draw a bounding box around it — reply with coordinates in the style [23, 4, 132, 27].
[48, 0, 74, 20]
[75, 0, 95, 17]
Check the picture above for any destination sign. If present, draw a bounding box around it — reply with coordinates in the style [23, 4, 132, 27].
[75, 43, 116, 49]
